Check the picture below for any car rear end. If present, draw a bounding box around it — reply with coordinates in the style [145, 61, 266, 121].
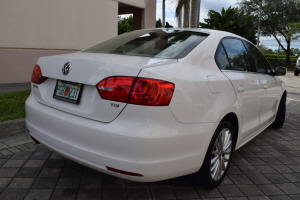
[25, 29, 215, 181]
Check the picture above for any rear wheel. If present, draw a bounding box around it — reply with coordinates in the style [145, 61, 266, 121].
[197, 120, 234, 188]
[295, 68, 299, 76]
[270, 94, 286, 129]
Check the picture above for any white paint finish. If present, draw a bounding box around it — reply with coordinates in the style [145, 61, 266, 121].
[235, 116, 275, 150]
[223, 71, 264, 141]
[25, 28, 287, 182]
[32, 79, 128, 123]
[258, 74, 283, 129]
[34, 53, 177, 122]
[139, 62, 239, 124]
[207, 75, 221, 94]
[138, 32, 240, 124]
[37, 52, 177, 85]
[26, 93, 216, 181]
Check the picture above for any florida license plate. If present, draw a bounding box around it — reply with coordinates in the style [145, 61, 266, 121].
[53, 80, 83, 104]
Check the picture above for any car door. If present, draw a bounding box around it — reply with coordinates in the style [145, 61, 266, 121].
[243, 41, 283, 129]
[216, 38, 264, 140]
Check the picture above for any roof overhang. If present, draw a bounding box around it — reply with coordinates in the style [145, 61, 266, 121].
[113, 0, 145, 8]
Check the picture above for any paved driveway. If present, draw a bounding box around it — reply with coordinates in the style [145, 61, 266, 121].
[0, 112, 299, 200]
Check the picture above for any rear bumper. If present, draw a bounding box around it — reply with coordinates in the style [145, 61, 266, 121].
[25, 93, 216, 182]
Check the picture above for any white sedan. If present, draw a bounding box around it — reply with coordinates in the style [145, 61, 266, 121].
[26, 28, 287, 188]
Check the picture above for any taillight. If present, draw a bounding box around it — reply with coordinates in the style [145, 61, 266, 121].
[129, 78, 174, 106]
[96, 77, 174, 106]
[96, 77, 135, 102]
[31, 64, 47, 84]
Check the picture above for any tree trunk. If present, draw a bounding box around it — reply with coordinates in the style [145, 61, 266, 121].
[272, 33, 289, 63]
[178, 9, 182, 28]
[286, 39, 291, 63]
[190, 0, 200, 28]
[183, 0, 190, 28]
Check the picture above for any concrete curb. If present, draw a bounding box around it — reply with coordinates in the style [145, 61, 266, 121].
[0, 118, 26, 138]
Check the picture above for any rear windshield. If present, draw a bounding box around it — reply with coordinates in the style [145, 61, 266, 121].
[82, 29, 209, 59]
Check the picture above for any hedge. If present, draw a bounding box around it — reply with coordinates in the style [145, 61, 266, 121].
[264, 54, 297, 62]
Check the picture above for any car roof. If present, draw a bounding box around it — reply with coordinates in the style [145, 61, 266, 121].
[141, 28, 250, 44]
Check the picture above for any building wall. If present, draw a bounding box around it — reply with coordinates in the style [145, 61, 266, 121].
[0, 0, 118, 50]
[144, 0, 156, 29]
[0, 49, 77, 84]
[0, 0, 156, 84]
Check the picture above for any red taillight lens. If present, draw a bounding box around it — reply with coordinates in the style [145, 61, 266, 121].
[31, 64, 47, 84]
[96, 77, 135, 102]
[129, 78, 174, 106]
[96, 77, 175, 106]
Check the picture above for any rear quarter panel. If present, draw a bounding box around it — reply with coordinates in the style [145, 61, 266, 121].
[138, 33, 241, 125]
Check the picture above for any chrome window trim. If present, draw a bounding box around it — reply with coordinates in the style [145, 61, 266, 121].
[220, 69, 257, 74]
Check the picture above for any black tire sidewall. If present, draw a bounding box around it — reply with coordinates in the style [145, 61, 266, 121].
[270, 94, 286, 129]
[198, 119, 235, 188]
[295, 68, 299, 76]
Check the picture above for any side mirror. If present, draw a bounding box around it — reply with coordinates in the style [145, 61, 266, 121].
[274, 66, 287, 76]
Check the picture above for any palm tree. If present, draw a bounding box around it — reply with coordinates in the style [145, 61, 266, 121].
[162, 0, 165, 27]
[175, 0, 200, 28]
[183, 0, 190, 28]
[178, 8, 182, 28]
[176, 0, 189, 28]
[190, 0, 201, 28]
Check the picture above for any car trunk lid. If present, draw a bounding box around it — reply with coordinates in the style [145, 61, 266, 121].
[32, 52, 177, 123]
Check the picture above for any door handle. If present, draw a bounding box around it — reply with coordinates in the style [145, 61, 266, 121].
[237, 85, 245, 92]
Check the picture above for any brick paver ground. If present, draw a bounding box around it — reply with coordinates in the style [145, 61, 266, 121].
[0, 113, 299, 200]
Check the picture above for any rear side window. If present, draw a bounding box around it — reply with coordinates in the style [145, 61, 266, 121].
[82, 30, 208, 59]
[216, 44, 230, 70]
[244, 42, 273, 74]
[220, 38, 251, 72]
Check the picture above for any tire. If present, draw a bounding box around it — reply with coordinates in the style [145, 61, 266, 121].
[196, 120, 234, 188]
[270, 94, 286, 129]
[295, 67, 299, 76]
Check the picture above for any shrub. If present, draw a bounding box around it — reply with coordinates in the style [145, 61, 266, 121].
[264, 54, 297, 63]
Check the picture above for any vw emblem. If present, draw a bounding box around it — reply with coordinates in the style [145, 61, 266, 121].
[62, 62, 71, 75]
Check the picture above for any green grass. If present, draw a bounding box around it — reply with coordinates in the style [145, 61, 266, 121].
[0, 90, 31, 122]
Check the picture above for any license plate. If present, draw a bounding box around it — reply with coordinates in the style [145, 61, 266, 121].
[53, 80, 84, 104]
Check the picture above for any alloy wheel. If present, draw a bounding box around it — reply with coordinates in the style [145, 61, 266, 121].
[210, 128, 232, 181]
